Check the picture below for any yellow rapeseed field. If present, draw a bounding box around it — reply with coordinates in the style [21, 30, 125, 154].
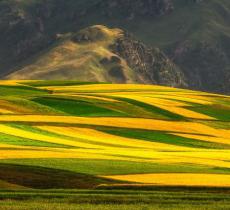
[103, 173, 230, 187]
[36, 126, 195, 151]
[0, 81, 229, 188]
[0, 115, 228, 138]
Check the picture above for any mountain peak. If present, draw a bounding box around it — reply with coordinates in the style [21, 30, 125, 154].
[72, 25, 122, 43]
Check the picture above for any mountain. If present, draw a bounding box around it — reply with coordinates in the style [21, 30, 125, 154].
[0, 0, 230, 93]
[6, 25, 186, 87]
[0, 0, 174, 78]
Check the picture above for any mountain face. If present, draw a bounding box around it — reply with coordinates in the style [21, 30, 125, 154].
[0, 0, 230, 93]
[0, 0, 51, 73]
[111, 32, 185, 86]
[0, 0, 174, 77]
[6, 25, 186, 87]
[96, 0, 174, 19]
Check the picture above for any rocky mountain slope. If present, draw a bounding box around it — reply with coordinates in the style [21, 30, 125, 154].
[0, 0, 230, 93]
[6, 25, 186, 87]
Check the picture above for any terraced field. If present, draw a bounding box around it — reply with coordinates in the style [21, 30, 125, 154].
[0, 80, 229, 192]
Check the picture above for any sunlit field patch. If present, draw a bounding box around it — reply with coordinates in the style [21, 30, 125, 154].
[102, 173, 230, 187]
[0, 108, 13, 114]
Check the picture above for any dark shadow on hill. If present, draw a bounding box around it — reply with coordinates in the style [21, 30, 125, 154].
[0, 163, 119, 189]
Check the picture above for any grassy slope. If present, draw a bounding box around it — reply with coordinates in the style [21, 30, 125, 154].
[1, 189, 230, 210]
[5, 25, 136, 83]
[0, 81, 229, 208]
[0, 81, 229, 184]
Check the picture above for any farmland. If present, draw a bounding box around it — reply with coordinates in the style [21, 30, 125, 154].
[0, 80, 229, 209]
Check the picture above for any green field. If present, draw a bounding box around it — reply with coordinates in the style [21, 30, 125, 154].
[1, 188, 230, 210]
[0, 81, 229, 209]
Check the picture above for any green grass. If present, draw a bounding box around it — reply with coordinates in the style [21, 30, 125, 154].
[1, 159, 229, 176]
[7, 123, 76, 140]
[6, 123, 144, 149]
[20, 81, 101, 87]
[199, 120, 230, 129]
[53, 94, 163, 118]
[32, 97, 128, 117]
[115, 97, 185, 120]
[4, 97, 64, 114]
[0, 189, 230, 210]
[98, 127, 230, 149]
[1, 200, 230, 210]
[0, 85, 48, 96]
[0, 133, 74, 148]
[189, 104, 230, 121]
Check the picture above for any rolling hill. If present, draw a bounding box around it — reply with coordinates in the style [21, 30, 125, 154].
[0, 0, 230, 93]
[0, 81, 229, 209]
[5, 25, 185, 87]
[0, 80, 229, 190]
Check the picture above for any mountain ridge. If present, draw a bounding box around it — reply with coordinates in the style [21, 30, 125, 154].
[6, 25, 186, 88]
[0, 0, 230, 93]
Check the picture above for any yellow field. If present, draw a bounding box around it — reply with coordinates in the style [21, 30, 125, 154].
[0, 81, 229, 188]
[103, 173, 230, 187]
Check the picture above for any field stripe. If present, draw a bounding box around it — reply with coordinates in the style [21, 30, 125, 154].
[102, 173, 230, 187]
[0, 115, 228, 138]
[36, 126, 195, 151]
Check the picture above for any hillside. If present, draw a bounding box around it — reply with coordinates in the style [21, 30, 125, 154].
[0, 81, 229, 190]
[5, 25, 185, 87]
[0, 0, 230, 93]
